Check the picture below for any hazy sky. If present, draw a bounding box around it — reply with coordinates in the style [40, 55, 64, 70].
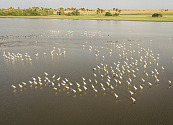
[0, 0, 172, 10]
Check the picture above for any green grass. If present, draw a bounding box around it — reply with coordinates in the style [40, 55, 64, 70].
[1, 15, 173, 22]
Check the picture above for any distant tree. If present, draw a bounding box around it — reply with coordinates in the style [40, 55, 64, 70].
[67, 10, 80, 16]
[113, 8, 115, 11]
[101, 9, 104, 13]
[57, 8, 65, 15]
[60, 8, 64, 11]
[97, 8, 101, 14]
[86, 9, 89, 15]
[152, 13, 163, 17]
[118, 10, 121, 13]
[67, 8, 70, 11]
[105, 12, 112, 16]
[71, 7, 76, 11]
[80, 8, 85, 11]
[115, 8, 118, 12]
[97, 8, 104, 16]
[113, 12, 119, 16]
[67, 12, 71, 16]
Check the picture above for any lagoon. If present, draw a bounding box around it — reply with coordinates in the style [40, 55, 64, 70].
[0, 18, 173, 125]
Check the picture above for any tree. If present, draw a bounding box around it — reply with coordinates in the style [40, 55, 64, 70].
[97, 8, 104, 16]
[105, 12, 112, 16]
[113, 12, 119, 16]
[86, 9, 89, 15]
[116, 8, 118, 12]
[97, 8, 101, 14]
[67, 10, 80, 16]
[57, 8, 65, 15]
[152, 13, 163, 17]
[80, 8, 85, 11]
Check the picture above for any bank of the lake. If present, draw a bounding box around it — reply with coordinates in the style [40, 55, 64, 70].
[0, 15, 173, 22]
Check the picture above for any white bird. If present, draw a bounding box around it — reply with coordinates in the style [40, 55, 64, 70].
[78, 88, 82, 93]
[145, 73, 148, 77]
[12, 85, 16, 89]
[102, 87, 106, 91]
[19, 84, 23, 88]
[35, 53, 39, 57]
[44, 72, 48, 76]
[82, 77, 85, 81]
[53, 87, 57, 90]
[133, 74, 136, 78]
[62, 80, 66, 84]
[129, 78, 132, 82]
[142, 78, 145, 83]
[110, 85, 114, 90]
[76, 82, 80, 87]
[89, 79, 92, 83]
[57, 77, 61, 81]
[133, 85, 137, 91]
[148, 82, 152, 86]
[130, 97, 136, 103]
[32, 77, 36, 81]
[91, 84, 95, 89]
[52, 82, 55, 86]
[52, 75, 56, 79]
[127, 81, 131, 86]
[93, 68, 96, 71]
[72, 89, 76, 93]
[65, 86, 70, 90]
[168, 80, 171, 84]
[65, 78, 68, 82]
[114, 93, 118, 99]
[106, 81, 110, 86]
[83, 86, 87, 91]
[101, 74, 104, 78]
[69, 82, 73, 86]
[22, 82, 26, 86]
[95, 79, 98, 84]
[129, 90, 134, 96]
[140, 85, 143, 90]
[94, 89, 98, 93]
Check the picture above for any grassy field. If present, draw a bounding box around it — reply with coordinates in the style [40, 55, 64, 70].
[1, 15, 173, 22]
[0, 10, 173, 22]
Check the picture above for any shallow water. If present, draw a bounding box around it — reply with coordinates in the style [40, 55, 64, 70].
[0, 18, 173, 125]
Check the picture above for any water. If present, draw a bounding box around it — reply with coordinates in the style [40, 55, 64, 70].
[0, 18, 173, 125]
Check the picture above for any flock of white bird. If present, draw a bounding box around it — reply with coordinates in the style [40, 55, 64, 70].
[7, 39, 173, 104]
[3, 47, 66, 64]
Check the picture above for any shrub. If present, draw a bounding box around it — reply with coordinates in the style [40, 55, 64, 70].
[66, 10, 80, 16]
[67, 12, 72, 16]
[105, 12, 112, 16]
[152, 13, 163, 17]
[113, 12, 119, 16]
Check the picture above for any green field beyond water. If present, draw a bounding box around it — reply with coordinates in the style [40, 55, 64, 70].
[1, 15, 173, 22]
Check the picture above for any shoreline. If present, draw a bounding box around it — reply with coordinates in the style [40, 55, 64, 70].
[0, 15, 173, 22]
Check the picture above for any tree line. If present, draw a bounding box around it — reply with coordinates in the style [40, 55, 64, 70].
[0, 7, 121, 16]
[0, 7, 53, 16]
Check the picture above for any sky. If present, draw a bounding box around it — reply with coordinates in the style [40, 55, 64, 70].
[0, 0, 172, 10]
